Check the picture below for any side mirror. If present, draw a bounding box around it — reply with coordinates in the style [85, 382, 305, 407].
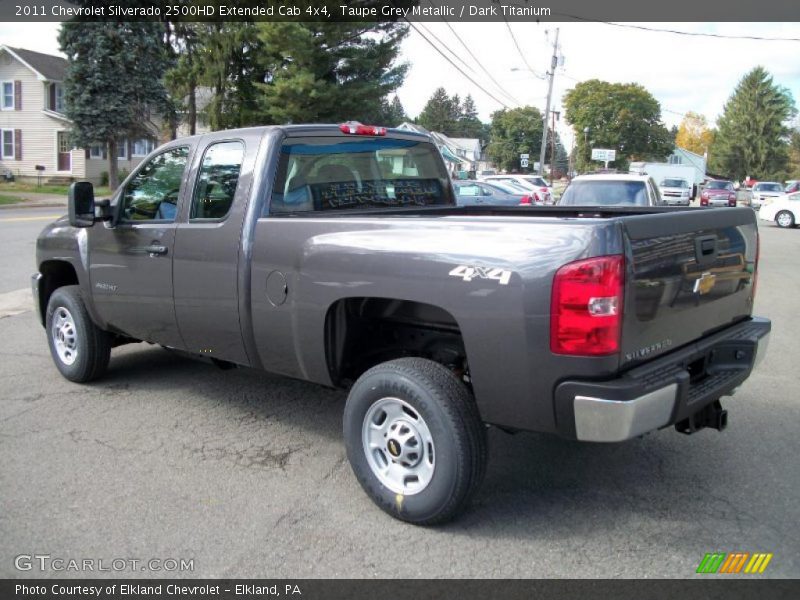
[68, 182, 95, 228]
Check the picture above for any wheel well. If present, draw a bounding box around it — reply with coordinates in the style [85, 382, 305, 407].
[324, 298, 468, 387]
[38, 261, 79, 323]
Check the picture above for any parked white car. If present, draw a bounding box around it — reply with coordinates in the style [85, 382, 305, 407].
[480, 174, 553, 204]
[759, 192, 800, 228]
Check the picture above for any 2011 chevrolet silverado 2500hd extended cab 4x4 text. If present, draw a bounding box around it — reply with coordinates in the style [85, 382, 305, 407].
[33, 123, 770, 524]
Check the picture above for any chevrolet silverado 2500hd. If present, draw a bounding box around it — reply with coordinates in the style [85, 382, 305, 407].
[33, 124, 770, 524]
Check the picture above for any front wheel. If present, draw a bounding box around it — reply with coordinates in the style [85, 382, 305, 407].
[343, 357, 487, 525]
[46, 285, 111, 382]
[776, 210, 795, 228]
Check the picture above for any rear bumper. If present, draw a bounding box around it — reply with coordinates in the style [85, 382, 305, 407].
[554, 317, 771, 442]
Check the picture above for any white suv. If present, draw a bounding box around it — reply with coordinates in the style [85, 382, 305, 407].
[558, 174, 664, 207]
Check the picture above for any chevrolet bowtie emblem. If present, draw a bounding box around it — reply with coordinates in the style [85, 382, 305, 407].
[693, 272, 717, 295]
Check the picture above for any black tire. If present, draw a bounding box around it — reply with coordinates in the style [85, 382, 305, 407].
[343, 357, 487, 525]
[776, 210, 796, 228]
[45, 285, 111, 383]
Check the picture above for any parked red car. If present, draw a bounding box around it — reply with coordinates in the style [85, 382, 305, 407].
[700, 180, 737, 207]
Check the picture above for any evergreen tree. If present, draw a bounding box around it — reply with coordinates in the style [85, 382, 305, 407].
[257, 22, 408, 125]
[418, 87, 457, 134]
[379, 96, 407, 126]
[709, 67, 796, 180]
[58, 20, 171, 189]
[456, 94, 484, 139]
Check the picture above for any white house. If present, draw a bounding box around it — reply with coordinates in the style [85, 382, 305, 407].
[396, 123, 490, 175]
[0, 45, 161, 184]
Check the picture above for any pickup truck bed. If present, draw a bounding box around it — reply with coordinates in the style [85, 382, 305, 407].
[33, 124, 769, 524]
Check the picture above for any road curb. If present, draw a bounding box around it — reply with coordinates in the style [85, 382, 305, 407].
[0, 202, 66, 210]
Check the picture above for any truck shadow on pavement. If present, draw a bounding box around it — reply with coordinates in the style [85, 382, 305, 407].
[99, 344, 770, 542]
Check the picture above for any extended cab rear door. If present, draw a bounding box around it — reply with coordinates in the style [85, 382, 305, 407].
[171, 129, 263, 365]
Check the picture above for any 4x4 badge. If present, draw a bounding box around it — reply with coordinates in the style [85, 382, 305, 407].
[693, 272, 716, 295]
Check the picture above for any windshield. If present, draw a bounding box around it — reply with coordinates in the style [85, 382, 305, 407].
[756, 183, 783, 192]
[270, 138, 454, 214]
[521, 176, 548, 187]
[661, 178, 688, 188]
[706, 181, 733, 190]
[559, 180, 649, 206]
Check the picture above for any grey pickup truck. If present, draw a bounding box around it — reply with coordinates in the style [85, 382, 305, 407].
[33, 123, 770, 524]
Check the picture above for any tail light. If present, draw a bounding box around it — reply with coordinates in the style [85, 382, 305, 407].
[701, 198, 708, 206]
[701, 191, 709, 200]
[551, 255, 624, 356]
[339, 121, 386, 136]
[519, 195, 532, 205]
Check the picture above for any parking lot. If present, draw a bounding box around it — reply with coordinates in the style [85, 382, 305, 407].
[1, 206, 798, 578]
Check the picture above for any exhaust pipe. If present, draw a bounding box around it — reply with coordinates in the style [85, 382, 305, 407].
[675, 400, 728, 435]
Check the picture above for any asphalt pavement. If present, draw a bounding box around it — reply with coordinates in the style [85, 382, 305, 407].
[0, 210, 797, 579]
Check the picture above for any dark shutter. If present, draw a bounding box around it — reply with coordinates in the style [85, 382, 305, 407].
[49, 84, 56, 111]
[102, 144, 107, 159]
[127, 139, 132, 160]
[85, 147, 90, 159]
[14, 81, 21, 111]
[14, 129, 21, 160]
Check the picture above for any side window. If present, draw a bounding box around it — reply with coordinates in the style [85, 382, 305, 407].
[191, 141, 244, 220]
[121, 146, 190, 222]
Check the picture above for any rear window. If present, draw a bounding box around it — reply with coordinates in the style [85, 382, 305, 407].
[559, 180, 648, 206]
[661, 178, 688, 188]
[269, 137, 454, 214]
[756, 183, 782, 192]
[707, 181, 733, 190]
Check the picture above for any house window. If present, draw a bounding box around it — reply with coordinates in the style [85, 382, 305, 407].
[2, 129, 14, 158]
[54, 84, 64, 112]
[132, 138, 155, 157]
[669, 155, 682, 165]
[1, 81, 13, 110]
[89, 144, 103, 159]
[117, 139, 128, 160]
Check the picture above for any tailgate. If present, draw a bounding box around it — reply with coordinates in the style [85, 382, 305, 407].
[620, 208, 758, 366]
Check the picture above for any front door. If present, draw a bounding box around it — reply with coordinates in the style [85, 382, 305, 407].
[57, 132, 71, 172]
[88, 145, 192, 347]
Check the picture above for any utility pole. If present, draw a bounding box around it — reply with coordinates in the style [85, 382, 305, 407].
[538, 27, 559, 177]
[550, 110, 559, 178]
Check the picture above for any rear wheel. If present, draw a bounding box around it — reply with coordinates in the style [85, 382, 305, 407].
[343, 357, 487, 525]
[46, 286, 111, 382]
[776, 210, 795, 228]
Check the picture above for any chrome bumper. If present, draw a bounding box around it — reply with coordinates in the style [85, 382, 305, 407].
[572, 329, 770, 443]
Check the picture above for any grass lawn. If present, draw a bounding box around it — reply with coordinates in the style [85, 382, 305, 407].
[0, 194, 23, 205]
[0, 182, 112, 196]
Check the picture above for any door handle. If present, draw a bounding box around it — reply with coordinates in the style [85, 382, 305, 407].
[144, 244, 168, 256]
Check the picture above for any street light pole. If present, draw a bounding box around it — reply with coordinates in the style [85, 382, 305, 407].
[538, 27, 559, 177]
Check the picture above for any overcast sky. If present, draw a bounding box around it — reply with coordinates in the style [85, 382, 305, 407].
[2, 20, 798, 148]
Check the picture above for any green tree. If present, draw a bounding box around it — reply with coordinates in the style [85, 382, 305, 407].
[675, 111, 714, 156]
[486, 106, 545, 172]
[418, 87, 459, 134]
[379, 95, 408, 126]
[58, 20, 171, 189]
[194, 23, 264, 131]
[455, 94, 485, 139]
[563, 79, 673, 172]
[257, 21, 408, 125]
[709, 67, 797, 180]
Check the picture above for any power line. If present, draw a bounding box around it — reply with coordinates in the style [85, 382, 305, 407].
[556, 17, 800, 42]
[426, 0, 522, 106]
[405, 20, 512, 109]
[503, 17, 543, 79]
[413, 21, 479, 80]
